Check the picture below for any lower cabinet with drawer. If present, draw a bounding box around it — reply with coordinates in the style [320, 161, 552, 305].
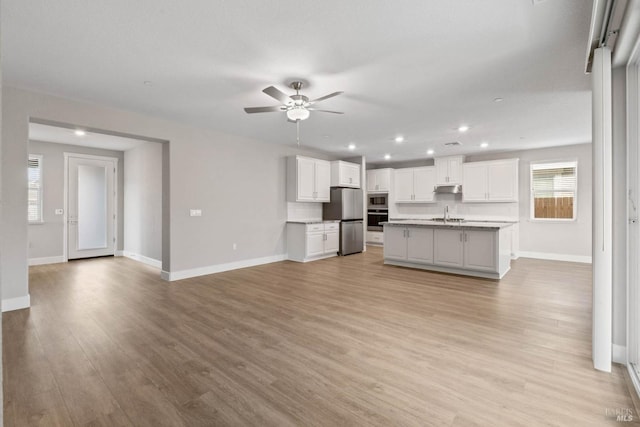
[287, 222, 339, 262]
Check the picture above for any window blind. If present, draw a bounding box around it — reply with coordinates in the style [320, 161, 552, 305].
[531, 161, 577, 219]
[28, 155, 43, 222]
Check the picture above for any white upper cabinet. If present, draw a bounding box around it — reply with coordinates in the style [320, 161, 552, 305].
[331, 160, 361, 188]
[462, 158, 519, 203]
[435, 155, 464, 185]
[394, 166, 436, 203]
[287, 156, 331, 202]
[367, 168, 392, 193]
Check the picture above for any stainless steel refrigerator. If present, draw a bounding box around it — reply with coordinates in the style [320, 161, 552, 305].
[323, 187, 364, 256]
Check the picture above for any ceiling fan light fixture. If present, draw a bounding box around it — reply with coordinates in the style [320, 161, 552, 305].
[286, 107, 310, 121]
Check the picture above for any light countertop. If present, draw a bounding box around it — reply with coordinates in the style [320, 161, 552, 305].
[383, 219, 515, 230]
[286, 220, 342, 224]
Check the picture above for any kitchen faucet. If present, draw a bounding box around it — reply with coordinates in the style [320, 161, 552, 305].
[444, 205, 449, 223]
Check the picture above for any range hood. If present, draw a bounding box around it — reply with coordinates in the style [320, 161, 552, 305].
[434, 184, 462, 194]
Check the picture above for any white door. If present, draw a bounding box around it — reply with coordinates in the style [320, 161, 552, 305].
[463, 230, 497, 271]
[324, 230, 340, 254]
[297, 157, 316, 201]
[306, 232, 325, 257]
[366, 170, 377, 192]
[413, 167, 436, 202]
[406, 227, 434, 264]
[314, 160, 331, 201]
[462, 163, 488, 202]
[487, 161, 518, 201]
[433, 228, 464, 267]
[376, 169, 391, 191]
[383, 227, 407, 260]
[447, 157, 463, 184]
[394, 169, 414, 202]
[435, 159, 449, 185]
[67, 156, 116, 260]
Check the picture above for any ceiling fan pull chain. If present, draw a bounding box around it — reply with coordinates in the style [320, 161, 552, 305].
[296, 120, 300, 146]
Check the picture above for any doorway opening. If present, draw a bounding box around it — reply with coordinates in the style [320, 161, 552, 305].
[27, 118, 169, 275]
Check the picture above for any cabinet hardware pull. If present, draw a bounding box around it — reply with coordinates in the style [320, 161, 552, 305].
[407, 230, 410, 238]
[460, 233, 462, 242]
[464, 233, 468, 242]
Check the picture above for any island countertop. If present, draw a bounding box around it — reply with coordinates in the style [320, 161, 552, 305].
[383, 219, 515, 230]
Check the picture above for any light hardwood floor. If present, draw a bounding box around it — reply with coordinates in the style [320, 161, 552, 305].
[4, 247, 639, 426]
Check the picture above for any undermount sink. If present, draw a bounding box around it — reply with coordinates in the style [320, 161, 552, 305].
[429, 217, 466, 222]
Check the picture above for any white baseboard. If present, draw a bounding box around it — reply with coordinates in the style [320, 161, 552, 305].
[2, 294, 31, 312]
[165, 254, 287, 281]
[115, 250, 124, 257]
[613, 344, 627, 364]
[123, 251, 162, 269]
[518, 251, 592, 264]
[29, 256, 65, 266]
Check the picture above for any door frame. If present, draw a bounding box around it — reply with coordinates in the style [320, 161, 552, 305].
[63, 152, 119, 262]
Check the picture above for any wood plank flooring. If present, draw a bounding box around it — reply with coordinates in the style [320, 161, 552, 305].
[4, 248, 639, 426]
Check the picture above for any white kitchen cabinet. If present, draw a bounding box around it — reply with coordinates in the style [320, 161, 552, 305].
[287, 156, 331, 202]
[433, 228, 464, 267]
[462, 158, 518, 203]
[383, 226, 434, 264]
[394, 166, 436, 203]
[384, 226, 407, 260]
[366, 231, 384, 245]
[331, 160, 361, 188]
[435, 156, 464, 185]
[463, 229, 497, 271]
[287, 222, 340, 262]
[367, 168, 392, 193]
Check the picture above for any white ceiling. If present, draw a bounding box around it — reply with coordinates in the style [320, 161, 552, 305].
[29, 123, 151, 151]
[3, 0, 593, 162]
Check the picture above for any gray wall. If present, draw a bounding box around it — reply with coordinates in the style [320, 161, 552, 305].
[28, 140, 125, 259]
[1, 86, 333, 304]
[124, 143, 162, 262]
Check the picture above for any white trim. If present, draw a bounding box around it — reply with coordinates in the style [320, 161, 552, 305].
[115, 250, 124, 257]
[628, 364, 640, 400]
[518, 251, 592, 264]
[63, 152, 119, 261]
[164, 254, 287, 281]
[613, 344, 627, 364]
[29, 256, 65, 266]
[2, 294, 31, 312]
[123, 251, 161, 269]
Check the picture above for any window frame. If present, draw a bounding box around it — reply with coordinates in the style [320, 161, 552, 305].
[529, 160, 578, 222]
[28, 154, 44, 224]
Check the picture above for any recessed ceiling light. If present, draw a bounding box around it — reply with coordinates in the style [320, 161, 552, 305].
[480, 142, 489, 148]
[384, 154, 391, 160]
[348, 143, 356, 150]
[395, 136, 404, 143]
[493, 97, 503, 103]
[426, 149, 434, 155]
[143, 80, 153, 86]
[74, 129, 86, 136]
[458, 125, 469, 133]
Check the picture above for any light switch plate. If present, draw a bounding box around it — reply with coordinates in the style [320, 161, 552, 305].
[55, 209, 64, 215]
[190, 209, 202, 217]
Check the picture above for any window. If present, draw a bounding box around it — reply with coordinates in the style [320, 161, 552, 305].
[530, 161, 577, 220]
[28, 155, 43, 223]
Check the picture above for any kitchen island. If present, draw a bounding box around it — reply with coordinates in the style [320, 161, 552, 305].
[383, 219, 515, 279]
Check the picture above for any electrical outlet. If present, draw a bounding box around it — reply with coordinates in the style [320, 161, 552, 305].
[55, 208, 64, 215]
[189, 209, 202, 217]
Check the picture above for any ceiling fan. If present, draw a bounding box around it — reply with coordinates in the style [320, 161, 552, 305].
[244, 81, 344, 122]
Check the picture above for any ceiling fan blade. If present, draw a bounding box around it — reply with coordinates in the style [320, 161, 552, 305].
[244, 106, 284, 114]
[307, 108, 344, 114]
[262, 86, 292, 104]
[309, 91, 343, 103]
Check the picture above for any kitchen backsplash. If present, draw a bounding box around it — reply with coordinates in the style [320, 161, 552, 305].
[287, 202, 323, 221]
[389, 193, 519, 221]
